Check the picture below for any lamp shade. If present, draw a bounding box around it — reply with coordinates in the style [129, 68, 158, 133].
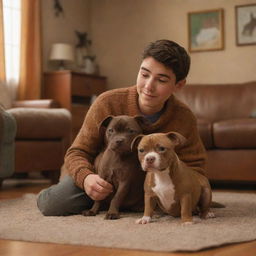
[49, 43, 74, 62]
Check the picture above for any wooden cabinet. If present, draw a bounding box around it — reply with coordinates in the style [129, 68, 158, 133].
[43, 70, 107, 137]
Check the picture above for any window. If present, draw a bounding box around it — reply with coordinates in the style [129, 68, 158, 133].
[3, 0, 21, 84]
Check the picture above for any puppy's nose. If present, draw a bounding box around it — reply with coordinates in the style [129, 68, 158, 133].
[115, 138, 124, 145]
[146, 156, 155, 164]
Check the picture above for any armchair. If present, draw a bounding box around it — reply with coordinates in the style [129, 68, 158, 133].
[0, 82, 72, 184]
[0, 105, 16, 186]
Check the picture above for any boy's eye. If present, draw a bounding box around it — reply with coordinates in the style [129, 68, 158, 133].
[159, 79, 168, 83]
[139, 148, 144, 153]
[141, 72, 149, 78]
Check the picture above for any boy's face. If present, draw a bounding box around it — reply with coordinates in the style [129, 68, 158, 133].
[136, 57, 185, 115]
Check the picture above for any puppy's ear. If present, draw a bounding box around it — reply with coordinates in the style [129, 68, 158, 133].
[166, 132, 186, 147]
[134, 116, 150, 129]
[131, 135, 144, 152]
[98, 115, 113, 135]
[99, 116, 113, 128]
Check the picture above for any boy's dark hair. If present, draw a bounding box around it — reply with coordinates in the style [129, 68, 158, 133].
[142, 39, 190, 83]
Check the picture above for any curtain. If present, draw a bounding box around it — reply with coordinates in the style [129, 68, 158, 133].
[18, 0, 41, 100]
[0, 0, 5, 82]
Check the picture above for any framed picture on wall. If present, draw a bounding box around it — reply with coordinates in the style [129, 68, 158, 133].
[188, 9, 224, 52]
[235, 4, 256, 46]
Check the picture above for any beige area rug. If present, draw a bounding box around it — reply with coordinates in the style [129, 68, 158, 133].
[0, 192, 256, 252]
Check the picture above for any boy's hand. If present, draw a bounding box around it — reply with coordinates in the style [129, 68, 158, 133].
[83, 174, 113, 201]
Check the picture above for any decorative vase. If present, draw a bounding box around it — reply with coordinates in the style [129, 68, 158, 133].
[76, 47, 88, 68]
[83, 57, 96, 74]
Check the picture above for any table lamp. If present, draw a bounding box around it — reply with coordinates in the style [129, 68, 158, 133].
[49, 43, 74, 70]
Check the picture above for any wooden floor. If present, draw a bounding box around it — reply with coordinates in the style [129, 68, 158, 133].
[0, 178, 256, 256]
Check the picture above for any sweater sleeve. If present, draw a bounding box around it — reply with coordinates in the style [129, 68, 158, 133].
[175, 110, 207, 176]
[64, 95, 111, 189]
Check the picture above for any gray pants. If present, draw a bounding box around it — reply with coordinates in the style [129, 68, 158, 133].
[37, 175, 93, 216]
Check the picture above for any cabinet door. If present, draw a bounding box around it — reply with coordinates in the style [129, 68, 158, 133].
[44, 71, 72, 110]
[71, 74, 106, 96]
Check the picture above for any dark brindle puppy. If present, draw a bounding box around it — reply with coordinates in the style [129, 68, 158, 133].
[83, 115, 145, 219]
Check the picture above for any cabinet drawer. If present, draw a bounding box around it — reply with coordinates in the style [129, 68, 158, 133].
[72, 75, 106, 96]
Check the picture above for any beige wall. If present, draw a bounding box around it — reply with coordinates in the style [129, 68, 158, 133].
[41, 0, 90, 71]
[41, 0, 256, 89]
[90, 0, 256, 89]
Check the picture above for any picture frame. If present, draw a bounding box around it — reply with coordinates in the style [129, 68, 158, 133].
[188, 9, 224, 52]
[235, 4, 256, 46]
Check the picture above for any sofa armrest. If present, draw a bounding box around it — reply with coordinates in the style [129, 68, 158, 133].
[12, 99, 60, 109]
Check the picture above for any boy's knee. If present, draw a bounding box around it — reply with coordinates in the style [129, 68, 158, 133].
[37, 189, 65, 216]
[37, 203, 58, 216]
[36, 176, 92, 216]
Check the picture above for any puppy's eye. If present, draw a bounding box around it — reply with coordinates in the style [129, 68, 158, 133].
[108, 128, 114, 133]
[158, 146, 165, 152]
[139, 148, 144, 153]
[128, 128, 135, 134]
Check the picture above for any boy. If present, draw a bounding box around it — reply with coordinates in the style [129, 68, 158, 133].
[37, 39, 206, 216]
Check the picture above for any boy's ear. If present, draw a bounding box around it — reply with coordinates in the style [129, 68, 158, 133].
[174, 79, 186, 92]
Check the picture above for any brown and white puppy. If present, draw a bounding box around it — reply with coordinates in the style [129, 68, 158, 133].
[83, 115, 145, 219]
[132, 132, 213, 224]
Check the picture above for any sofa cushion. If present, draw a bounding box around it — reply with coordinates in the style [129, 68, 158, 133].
[7, 108, 71, 139]
[213, 119, 256, 148]
[197, 119, 213, 149]
[175, 82, 256, 122]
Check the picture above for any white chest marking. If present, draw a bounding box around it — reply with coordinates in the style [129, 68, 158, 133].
[152, 169, 175, 211]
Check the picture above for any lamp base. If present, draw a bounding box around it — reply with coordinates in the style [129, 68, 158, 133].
[58, 60, 66, 70]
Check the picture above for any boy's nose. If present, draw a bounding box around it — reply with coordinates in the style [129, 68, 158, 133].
[144, 78, 155, 92]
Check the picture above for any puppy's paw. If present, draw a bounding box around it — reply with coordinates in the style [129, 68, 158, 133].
[206, 211, 215, 218]
[105, 212, 120, 220]
[182, 221, 194, 226]
[200, 210, 215, 219]
[82, 210, 97, 216]
[181, 217, 194, 225]
[136, 216, 152, 224]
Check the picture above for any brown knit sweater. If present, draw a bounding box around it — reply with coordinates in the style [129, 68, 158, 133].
[65, 85, 206, 190]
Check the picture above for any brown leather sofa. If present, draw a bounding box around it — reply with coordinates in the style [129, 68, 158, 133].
[6, 100, 72, 183]
[176, 81, 256, 183]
